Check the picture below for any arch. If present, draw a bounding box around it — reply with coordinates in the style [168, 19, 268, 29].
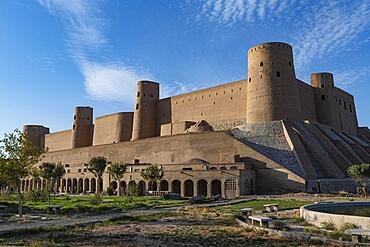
[172, 180, 181, 194]
[184, 179, 194, 197]
[128, 180, 137, 196]
[56, 179, 60, 193]
[78, 178, 83, 193]
[137, 181, 146, 196]
[90, 178, 96, 193]
[209, 167, 217, 170]
[148, 180, 158, 191]
[159, 180, 169, 192]
[244, 178, 250, 195]
[110, 181, 118, 195]
[72, 178, 78, 193]
[62, 179, 66, 193]
[67, 178, 72, 193]
[30, 180, 34, 191]
[211, 179, 221, 196]
[197, 179, 207, 197]
[120, 181, 127, 196]
[220, 167, 227, 170]
[84, 178, 90, 193]
[250, 179, 255, 194]
[225, 179, 237, 198]
[230, 166, 238, 170]
[97, 177, 103, 194]
[21, 180, 25, 191]
[42, 179, 46, 191]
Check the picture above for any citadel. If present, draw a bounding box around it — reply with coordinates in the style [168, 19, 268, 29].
[22, 42, 370, 198]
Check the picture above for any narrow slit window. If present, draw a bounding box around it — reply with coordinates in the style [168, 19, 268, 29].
[276, 71, 280, 77]
[260, 61, 263, 67]
[321, 95, 326, 101]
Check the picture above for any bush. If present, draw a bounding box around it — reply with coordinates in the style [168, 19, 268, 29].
[106, 187, 115, 196]
[272, 220, 290, 231]
[321, 220, 336, 230]
[339, 222, 359, 231]
[23, 190, 48, 203]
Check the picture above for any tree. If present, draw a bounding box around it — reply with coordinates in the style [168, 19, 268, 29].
[29, 167, 41, 191]
[87, 157, 107, 194]
[0, 129, 43, 217]
[141, 164, 164, 192]
[40, 162, 65, 205]
[107, 163, 127, 196]
[347, 163, 370, 197]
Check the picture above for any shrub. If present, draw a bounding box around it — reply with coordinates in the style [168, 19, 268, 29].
[321, 220, 336, 230]
[106, 187, 115, 196]
[23, 190, 48, 203]
[272, 220, 290, 231]
[339, 222, 359, 231]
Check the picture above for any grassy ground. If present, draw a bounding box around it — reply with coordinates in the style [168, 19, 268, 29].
[0, 194, 189, 214]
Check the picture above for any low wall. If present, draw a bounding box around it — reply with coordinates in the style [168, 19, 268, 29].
[300, 202, 370, 229]
[305, 179, 370, 194]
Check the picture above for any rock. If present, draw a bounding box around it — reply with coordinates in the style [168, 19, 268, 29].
[162, 193, 182, 200]
[189, 195, 209, 204]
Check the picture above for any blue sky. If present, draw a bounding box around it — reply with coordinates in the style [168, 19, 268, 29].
[1, 0, 369, 136]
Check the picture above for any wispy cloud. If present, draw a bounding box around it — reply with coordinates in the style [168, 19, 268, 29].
[332, 67, 370, 89]
[292, 1, 370, 70]
[197, 0, 304, 25]
[38, 0, 150, 104]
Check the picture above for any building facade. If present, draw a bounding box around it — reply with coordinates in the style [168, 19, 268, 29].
[22, 42, 370, 197]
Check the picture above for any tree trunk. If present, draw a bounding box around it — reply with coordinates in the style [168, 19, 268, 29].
[48, 181, 51, 206]
[117, 180, 120, 196]
[97, 176, 101, 194]
[17, 180, 23, 217]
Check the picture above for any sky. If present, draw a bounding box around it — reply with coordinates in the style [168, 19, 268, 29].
[0, 0, 369, 137]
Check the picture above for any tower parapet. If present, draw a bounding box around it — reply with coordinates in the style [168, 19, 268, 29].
[246, 42, 303, 124]
[70, 106, 93, 148]
[23, 125, 49, 149]
[131, 80, 159, 140]
[311, 72, 334, 89]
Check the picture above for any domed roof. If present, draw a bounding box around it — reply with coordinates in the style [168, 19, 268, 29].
[183, 158, 210, 164]
[185, 120, 214, 133]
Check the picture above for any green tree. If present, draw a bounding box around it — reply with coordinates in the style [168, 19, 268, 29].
[87, 157, 107, 194]
[107, 163, 127, 196]
[141, 164, 164, 192]
[40, 162, 65, 205]
[0, 129, 43, 217]
[348, 163, 370, 197]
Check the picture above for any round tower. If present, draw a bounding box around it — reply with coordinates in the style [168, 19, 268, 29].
[246, 42, 303, 123]
[23, 125, 49, 149]
[131, 80, 159, 140]
[70, 106, 93, 148]
[311, 72, 334, 89]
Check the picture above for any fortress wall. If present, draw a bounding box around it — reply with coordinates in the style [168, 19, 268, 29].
[45, 129, 72, 152]
[332, 88, 358, 135]
[93, 112, 133, 146]
[157, 80, 247, 127]
[23, 125, 50, 149]
[40, 131, 305, 193]
[297, 80, 317, 122]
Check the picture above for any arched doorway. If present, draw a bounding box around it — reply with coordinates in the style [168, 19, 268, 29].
[225, 179, 237, 198]
[67, 179, 72, 193]
[250, 179, 255, 194]
[148, 180, 157, 192]
[84, 178, 90, 193]
[72, 178, 78, 193]
[128, 181, 137, 196]
[211, 179, 221, 196]
[172, 180, 181, 194]
[184, 180, 194, 197]
[138, 181, 146, 196]
[197, 179, 207, 197]
[97, 177, 103, 193]
[90, 178, 96, 193]
[110, 181, 118, 195]
[78, 178, 83, 193]
[244, 178, 250, 195]
[62, 179, 66, 193]
[160, 180, 169, 192]
[120, 181, 127, 196]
